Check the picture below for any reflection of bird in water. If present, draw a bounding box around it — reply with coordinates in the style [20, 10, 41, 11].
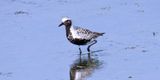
[70, 55, 102, 80]
[58, 17, 105, 54]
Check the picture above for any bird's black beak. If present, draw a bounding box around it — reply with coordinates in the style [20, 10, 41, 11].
[58, 22, 64, 27]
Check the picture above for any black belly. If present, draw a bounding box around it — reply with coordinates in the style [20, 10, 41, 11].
[68, 38, 91, 45]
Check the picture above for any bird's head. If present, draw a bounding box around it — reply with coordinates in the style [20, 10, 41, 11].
[58, 17, 72, 27]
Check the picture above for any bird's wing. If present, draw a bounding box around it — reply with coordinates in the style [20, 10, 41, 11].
[75, 27, 97, 40]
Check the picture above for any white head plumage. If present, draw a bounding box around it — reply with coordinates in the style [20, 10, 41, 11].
[61, 17, 71, 23]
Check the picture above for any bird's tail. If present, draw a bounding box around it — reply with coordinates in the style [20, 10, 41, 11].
[98, 32, 105, 36]
[93, 32, 105, 37]
[92, 32, 105, 39]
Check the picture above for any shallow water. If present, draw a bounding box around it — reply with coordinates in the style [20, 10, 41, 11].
[0, 0, 160, 80]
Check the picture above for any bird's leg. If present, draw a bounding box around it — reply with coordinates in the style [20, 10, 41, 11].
[79, 46, 82, 55]
[87, 40, 97, 53]
[79, 53, 82, 64]
[88, 53, 92, 64]
[88, 52, 91, 61]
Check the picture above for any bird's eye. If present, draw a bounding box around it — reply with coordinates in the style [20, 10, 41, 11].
[67, 20, 70, 23]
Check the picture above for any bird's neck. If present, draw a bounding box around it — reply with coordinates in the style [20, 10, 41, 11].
[65, 25, 72, 37]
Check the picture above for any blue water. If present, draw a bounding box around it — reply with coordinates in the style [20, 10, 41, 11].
[0, 0, 160, 80]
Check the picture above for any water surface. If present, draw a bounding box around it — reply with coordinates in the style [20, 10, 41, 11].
[0, 0, 160, 80]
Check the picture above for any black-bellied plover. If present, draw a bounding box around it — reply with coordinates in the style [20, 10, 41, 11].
[58, 17, 104, 54]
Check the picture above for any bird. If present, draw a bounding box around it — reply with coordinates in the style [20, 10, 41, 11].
[58, 17, 105, 54]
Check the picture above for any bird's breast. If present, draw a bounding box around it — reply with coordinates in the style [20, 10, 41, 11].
[67, 37, 91, 45]
[66, 27, 91, 45]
